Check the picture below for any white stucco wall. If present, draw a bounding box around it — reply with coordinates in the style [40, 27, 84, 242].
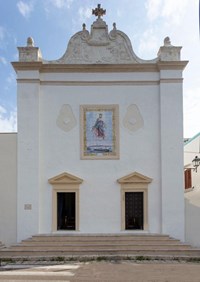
[185, 189, 200, 247]
[17, 77, 41, 242]
[15, 67, 185, 243]
[160, 77, 185, 241]
[184, 134, 200, 246]
[40, 74, 161, 235]
[0, 133, 17, 246]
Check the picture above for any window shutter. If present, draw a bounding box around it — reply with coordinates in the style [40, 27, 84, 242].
[184, 169, 192, 189]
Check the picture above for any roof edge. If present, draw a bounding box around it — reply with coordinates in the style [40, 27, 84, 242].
[184, 132, 200, 146]
[11, 61, 188, 73]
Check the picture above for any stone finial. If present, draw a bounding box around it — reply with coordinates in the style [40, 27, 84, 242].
[27, 37, 34, 47]
[157, 36, 181, 61]
[82, 23, 86, 31]
[81, 23, 89, 40]
[18, 37, 42, 62]
[164, 36, 171, 46]
[109, 22, 117, 39]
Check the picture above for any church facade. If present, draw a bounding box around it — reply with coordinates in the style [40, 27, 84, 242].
[0, 5, 188, 245]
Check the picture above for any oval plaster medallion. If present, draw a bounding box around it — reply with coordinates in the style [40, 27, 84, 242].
[56, 104, 77, 132]
[123, 104, 144, 132]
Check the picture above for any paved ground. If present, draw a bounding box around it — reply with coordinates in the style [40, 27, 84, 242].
[0, 261, 200, 281]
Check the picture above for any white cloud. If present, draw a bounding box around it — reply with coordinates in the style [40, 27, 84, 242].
[6, 73, 16, 84]
[116, 9, 123, 18]
[0, 57, 7, 65]
[0, 26, 7, 49]
[145, 0, 162, 21]
[49, 0, 73, 9]
[137, 29, 160, 59]
[0, 106, 17, 133]
[0, 26, 5, 41]
[183, 84, 200, 137]
[161, 0, 188, 25]
[0, 106, 7, 115]
[145, 0, 189, 25]
[78, 6, 92, 21]
[44, 0, 73, 17]
[0, 26, 16, 51]
[4, 73, 16, 93]
[17, 1, 34, 19]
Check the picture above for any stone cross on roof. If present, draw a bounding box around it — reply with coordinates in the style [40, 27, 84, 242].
[92, 4, 106, 19]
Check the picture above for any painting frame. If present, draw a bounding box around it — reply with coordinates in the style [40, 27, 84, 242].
[80, 104, 119, 160]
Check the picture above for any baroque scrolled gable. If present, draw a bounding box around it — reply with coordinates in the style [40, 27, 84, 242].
[16, 4, 183, 65]
[53, 19, 157, 64]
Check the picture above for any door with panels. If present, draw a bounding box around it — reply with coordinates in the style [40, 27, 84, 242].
[117, 172, 152, 231]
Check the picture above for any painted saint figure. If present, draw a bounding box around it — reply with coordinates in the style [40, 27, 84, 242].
[92, 113, 106, 139]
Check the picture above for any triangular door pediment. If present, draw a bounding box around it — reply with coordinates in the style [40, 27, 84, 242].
[117, 171, 152, 184]
[48, 172, 83, 184]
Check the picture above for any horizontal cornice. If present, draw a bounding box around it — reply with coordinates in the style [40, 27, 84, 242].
[16, 78, 183, 86]
[12, 61, 188, 73]
[17, 79, 160, 86]
[157, 61, 188, 70]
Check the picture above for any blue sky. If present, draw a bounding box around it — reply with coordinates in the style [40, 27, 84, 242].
[0, 0, 199, 137]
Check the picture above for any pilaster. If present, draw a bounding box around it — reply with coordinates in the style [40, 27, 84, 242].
[17, 69, 41, 242]
[159, 66, 185, 241]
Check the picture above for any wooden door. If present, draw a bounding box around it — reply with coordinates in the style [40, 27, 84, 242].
[57, 192, 76, 230]
[125, 192, 143, 230]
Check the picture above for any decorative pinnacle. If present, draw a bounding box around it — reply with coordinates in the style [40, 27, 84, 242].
[92, 4, 106, 19]
[164, 36, 171, 46]
[27, 37, 34, 47]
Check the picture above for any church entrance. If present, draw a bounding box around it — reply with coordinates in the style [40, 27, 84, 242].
[125, 192, 143, 230]
[57, 192, 76, 230]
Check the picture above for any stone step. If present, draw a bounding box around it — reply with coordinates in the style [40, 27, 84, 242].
[20, 240, 183, 246]
[8, 244, 193, 251]
[25, 238, 178, 244]
[1, 234, 200, 259]
[1, 248, 200, 257]
[29, 234, 171, 242]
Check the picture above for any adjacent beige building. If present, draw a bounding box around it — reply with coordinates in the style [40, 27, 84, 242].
[0, 133, 17, 246]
